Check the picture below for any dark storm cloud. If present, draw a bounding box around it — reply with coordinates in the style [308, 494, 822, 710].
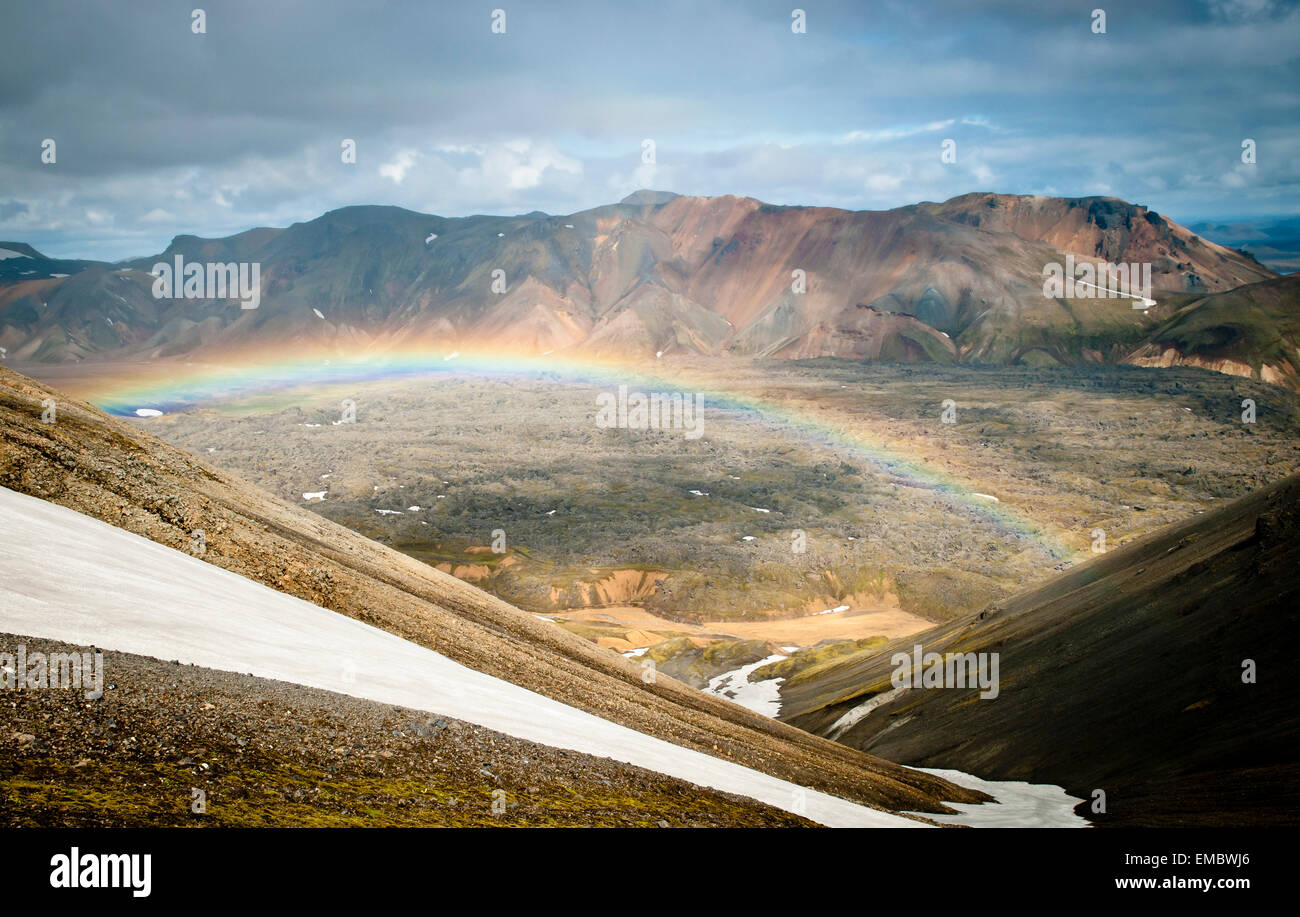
[1, 0, 1297, 258]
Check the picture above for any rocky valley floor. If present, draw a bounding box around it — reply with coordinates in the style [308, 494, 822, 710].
[110, 358, 1300, 663]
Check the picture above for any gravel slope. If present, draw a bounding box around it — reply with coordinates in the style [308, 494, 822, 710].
[1, 634, 813, 827]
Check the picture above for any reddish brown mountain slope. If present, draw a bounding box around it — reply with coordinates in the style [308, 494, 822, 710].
[1, 193, 1285, 384]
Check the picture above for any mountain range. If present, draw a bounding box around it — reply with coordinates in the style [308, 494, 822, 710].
[2, 191, 1296, 387]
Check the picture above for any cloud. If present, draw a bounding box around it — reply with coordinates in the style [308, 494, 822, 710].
[0, 0, 1294, 259]
[839, 120, 956, 145]
[485, 141, 583, 190]
[865, 171, 907, 192]
[0, 200, 30, 222]
[379, 150, 419, 185]
[1204, 0, 1280, 21]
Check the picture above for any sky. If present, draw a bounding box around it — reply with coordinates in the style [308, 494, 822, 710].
[2, 0, 1298, 260]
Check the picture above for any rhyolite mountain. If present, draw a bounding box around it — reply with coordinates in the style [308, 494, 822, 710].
[1, 192, 1293, 386]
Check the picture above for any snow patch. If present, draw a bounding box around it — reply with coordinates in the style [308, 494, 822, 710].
[905, 768, 1089, 829]
[826, 685, 908, 740]
[705, 654, 787, 718]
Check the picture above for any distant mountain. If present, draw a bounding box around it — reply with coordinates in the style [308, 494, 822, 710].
[776, 472, 1300, 826]
[1190, 215, 1300, 275]
[0, 242, 104, 282]
[1, 192, 1290, 385]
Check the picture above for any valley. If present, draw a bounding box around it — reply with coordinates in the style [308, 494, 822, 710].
[0, 363, 991, 825]
[79, 356, 1300, 679]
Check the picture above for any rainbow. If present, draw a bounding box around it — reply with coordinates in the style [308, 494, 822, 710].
[83, 345, 1073, 560]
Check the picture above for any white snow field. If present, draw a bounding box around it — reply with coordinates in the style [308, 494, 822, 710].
[0, 486, 920, 828]
[705, 654, 787, 717]
[907, 768, 1089, 828]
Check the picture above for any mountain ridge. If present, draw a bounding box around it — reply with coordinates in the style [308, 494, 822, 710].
[775, 469, 1300, 826]
[2, 191, 1292, 387]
